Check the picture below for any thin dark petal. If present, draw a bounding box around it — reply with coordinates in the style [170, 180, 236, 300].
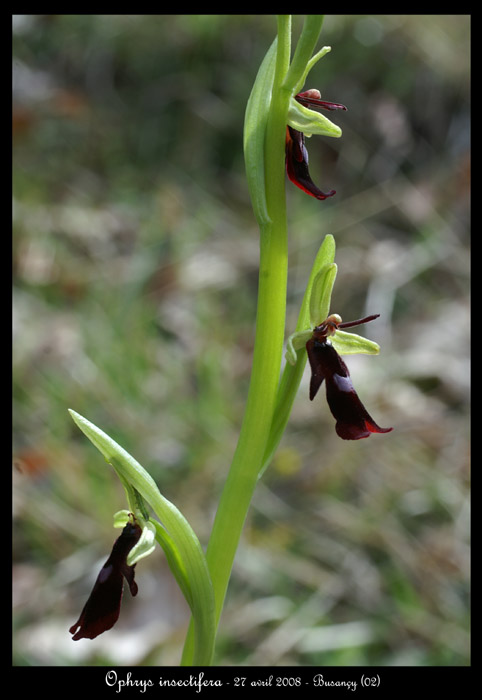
[337, 314, 380, 330]
[69, 521, 142, 641]
[306, 340, 392, 440]
[296, 92, 347, 112]
[286, 126, 336, 200]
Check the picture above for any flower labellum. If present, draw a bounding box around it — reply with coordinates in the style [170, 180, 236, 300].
[306, 314, 392, 440]
[69, 520, 142, 640]
[286, 126, 336, 200]
[286, 89, 346, 200]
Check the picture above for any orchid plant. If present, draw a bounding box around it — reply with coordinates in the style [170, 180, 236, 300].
[68, 15, 391, 666]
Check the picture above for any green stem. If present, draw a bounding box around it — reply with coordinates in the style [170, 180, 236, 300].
[210, 17, 291, 624]
[181, 17, 293, 665]
[182, 15, 329, 665]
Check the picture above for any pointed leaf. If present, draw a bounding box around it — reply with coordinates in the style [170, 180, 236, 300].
[244, 38, 277, 227]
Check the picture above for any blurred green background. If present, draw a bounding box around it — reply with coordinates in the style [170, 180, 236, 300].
[13, 15, 470, 666]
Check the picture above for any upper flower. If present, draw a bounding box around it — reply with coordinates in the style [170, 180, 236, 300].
[286, 89, 346, 200]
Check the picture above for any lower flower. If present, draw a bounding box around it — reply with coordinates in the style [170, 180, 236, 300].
[69, 520, 142, 641]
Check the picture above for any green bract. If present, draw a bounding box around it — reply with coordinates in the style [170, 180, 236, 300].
[243, 37, 277, 227]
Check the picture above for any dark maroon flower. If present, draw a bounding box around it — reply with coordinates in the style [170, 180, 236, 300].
[286, 90, 346, 200]
[306, 314, 392, 440]
[69, 520, 142, 640]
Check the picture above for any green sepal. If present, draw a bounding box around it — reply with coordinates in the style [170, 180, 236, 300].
[309, 262, 337, 327]
[292, 45, 332, 96]
[287, 98, 342, 138]
[127, 520, 156, 566]
[331, 329, 380, 356]
[285, 329, 313, 365]
[113, 509, 131, 528]
[112, 510, 157, 566]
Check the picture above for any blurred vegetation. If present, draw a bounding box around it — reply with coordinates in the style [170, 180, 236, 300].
[13, 15, 470, 666]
